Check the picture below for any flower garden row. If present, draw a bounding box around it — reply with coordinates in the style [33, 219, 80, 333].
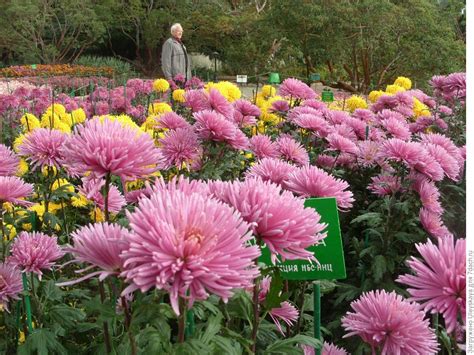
[0, 71, 466, 354]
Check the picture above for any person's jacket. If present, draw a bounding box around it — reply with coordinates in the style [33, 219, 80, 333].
[161, 37, 192, 81]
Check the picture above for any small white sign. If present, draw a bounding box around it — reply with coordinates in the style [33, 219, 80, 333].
[236, 75, 247, 83]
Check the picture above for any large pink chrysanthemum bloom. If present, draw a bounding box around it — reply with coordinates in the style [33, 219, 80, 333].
[367, 174, 401, 197]
[0, 176, 33, 206]
[59, 223, 130, 285]
[18, 128, 68, 170]
[287, 106, 322, 122]
[228, 128, 250, 150]
[278, 78, 316, 100]
[353, 108, 375, 122]
[397, 235, 465, 334]
[208, 89, 234, 119]
[120, 188, 260, 315]
[232, 99, 260, 127]
[249, 134, 280, 160]
[0, 263, 22, 312]
[184, 89, 211, 112]
[159, 127, 201, 169]
[302, 342, 348, 355]
[208, 178, 327, 262]
[276, 135, 309, 166]
[356, 141, 383, 167]
[61, 117, 163, 181]
[245, 158, 297, 188]
[325, 133, 359, 155]
[419, 208, 452, 239]
[0, 144, 19, 176]
[412, 178, 443, 215]
[286, 165, 354, 211]
[193, 109, 237, 143]
[8, 231, 64, 279]
[381, 117, 411, 140]
[79, 177, 126, 214]
[342, 290, 438, 354]
[157, 112, 191, 130]
[293, 113, 331, 137]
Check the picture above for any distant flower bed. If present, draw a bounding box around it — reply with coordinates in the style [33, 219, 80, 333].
[0, 64, 115, 78]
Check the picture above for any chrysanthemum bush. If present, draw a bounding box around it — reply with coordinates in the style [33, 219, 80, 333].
[0, 72, 465, 354]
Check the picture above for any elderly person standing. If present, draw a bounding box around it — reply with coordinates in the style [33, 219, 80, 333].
[161, 23, 192, 81]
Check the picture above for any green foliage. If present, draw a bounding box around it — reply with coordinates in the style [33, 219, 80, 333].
[74, 55, 138, 79]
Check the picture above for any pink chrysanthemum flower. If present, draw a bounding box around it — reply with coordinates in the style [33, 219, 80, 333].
[412, 178, 443, 214]
[145, 176, 209, 198]
[397, 235, 465, 334]
[228, 128, 250, 150]
[327, 110, 351, 125]
[233, 99, 260, 127]
[18, 128, 68, 170]
[9, 231, 64, 279]
[293, 113, 331, 137]
[249, 134, 280, 160]
[287, 106, 322, 122]
[301, 342, 348, 355]
[368, 174, 402, 197]
[316, 154, 336, 169]
[269, 100, 290, 113]
[79, 177, 126, 213]
[331, 124, 357, 140]
[184, 89, 211, 112]
[419, 208, 451, 239]
[120, 188, 260, 315]
[269, 301, 299, 335]
[61, 117, 163, 181]
[159, 128, 201, 169]
[0, 176, 33, 206]
[0, 144, 19, 176]
[353, 109, 375, 122]
[0, 263, 22, 312]
[208, 178, 327, 262]
[278, 78, 316, 100]
[245, 158, 297, 188]
[157, 112, 191, 130]
[376, 109, 405, 123]
[371, 94, 399, 112]
[326, 133, 358, 155]
[208, 89, 234, 119]
[342, 290, 438, 355]
[276, 135, 309, 166]
[356, 141, 382, 167]
[381, 118, 411, 140]
[302, 99, 327, 110]
[380, 138, 425, 168]
[59, 223, 130, 284]
[286, 165, 354, 210]
[193, 110, 237, 143]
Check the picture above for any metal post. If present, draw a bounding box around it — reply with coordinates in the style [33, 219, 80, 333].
[314, 282, 321, 355]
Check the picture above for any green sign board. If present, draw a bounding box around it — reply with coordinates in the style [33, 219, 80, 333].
[259, 197, 346, 280]
[31, 64, 37, 70]
[321, 89, 334, 103]
[309, 73, 321, 81]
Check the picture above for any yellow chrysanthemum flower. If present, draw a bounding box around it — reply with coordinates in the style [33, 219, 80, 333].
[260, 111, 280, 125]
[141, 116, 159, 131]
[90, 207, 105, 222]
[28, 202, 62, 218]
[3, 224, 16, 241]
[385, 84, 405, 95]
[148, 102, 172, 116]
[45, 104, 67, 116]
[41, 166, 58, 177]
[2, 202, 13, 213]
[16, 159, 29, 176]
[20, 114, 40, 132]
[346, 95, 368, 112]
[394, 76, 412, 90]
[71, 193, 89, 208]
[172, 89, 186, 103]
[368, 90, 385, 103]
[213, 81, 241, 102]
[413, 98, 430, 118]
[51, 179, 74, 194]
[204, 82, 216, 91]
[13, 134, 26, 153]
[71, 108, 86, 125]
[40, 113, 71, 133]
[153, 78, 170, 93]
[97, 114, 141, 132]
[327, 101, 344, 111]
[261, 85, 276, 98]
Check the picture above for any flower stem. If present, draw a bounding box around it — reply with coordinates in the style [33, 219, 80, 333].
[21, 273, 33, 334]
[178, 297, 186, 343]
[104, 173, 111, 222]
[251, 277, 260, 353]
[121, 296, 137, 355]
[98, 281, 112, 353]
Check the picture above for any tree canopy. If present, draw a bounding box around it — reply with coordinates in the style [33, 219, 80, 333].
[0, 0, 465, 91]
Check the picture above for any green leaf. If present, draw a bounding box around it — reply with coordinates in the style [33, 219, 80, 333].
[263, 334, 322, 354]
[263, 270, 284, 310]
[17, 329, 67, 355]
[212, 335, 242, 355]
[46, 304, 86, 330]
[199, 313, 223, 344]
[41, 280, 64, 302]
[372, 255, 387, 282]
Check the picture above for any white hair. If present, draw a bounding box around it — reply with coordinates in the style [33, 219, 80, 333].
[170, 23, 182, 35]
